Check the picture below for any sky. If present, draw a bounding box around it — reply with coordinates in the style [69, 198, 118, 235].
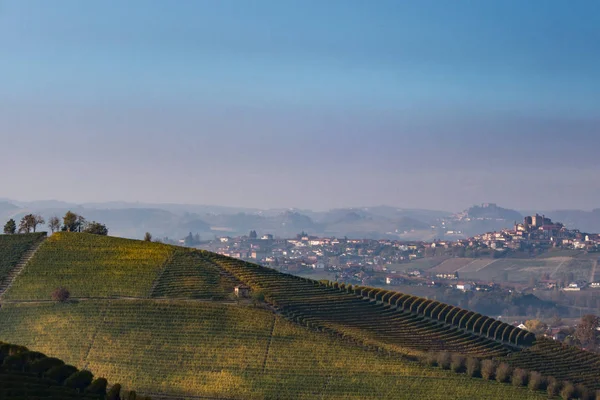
[1, 0, 599, 211]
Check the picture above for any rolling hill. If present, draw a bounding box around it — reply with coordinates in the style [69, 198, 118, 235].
[0, 232, 596, 398]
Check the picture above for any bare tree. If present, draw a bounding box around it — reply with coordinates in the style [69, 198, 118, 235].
[575, 314, 599, 348]
[48, 216, 61, 233]
[19, 214, 44, 233]
[32, 214, 44, 232]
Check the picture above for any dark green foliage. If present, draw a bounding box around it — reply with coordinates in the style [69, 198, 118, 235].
[3, 218, 16, 234]
[64, 370, 94, 392]
[85, 377, 108, 396]
[29, 356, 65, 375]
[2, 350, 45, 371]
[466, 357, 480, 378]
[44, 364, 78, 384]
[84, 221, 109, 235]
[106, 383, 122, 400]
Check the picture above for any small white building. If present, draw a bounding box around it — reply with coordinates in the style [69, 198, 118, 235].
[456, 283, 473, 291]
[312, 262, 325, 269]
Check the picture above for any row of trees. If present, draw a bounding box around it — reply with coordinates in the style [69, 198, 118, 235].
[420, 349, 597, 400]
[3, 211, 108, 236]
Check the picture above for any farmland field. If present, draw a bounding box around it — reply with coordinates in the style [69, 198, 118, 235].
[429, 258, 474, 274]
[3, 232, 174, 300]
[404, 257, 448, 270]
[0, 300, 547, 400]
[463, 258, 571, 283]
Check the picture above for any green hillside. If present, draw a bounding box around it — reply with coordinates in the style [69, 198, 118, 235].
[4, 232, 174, 300]
[0, 301, 546, 400]
[0, 233, 45, 287]
[0, 233, 595, 398]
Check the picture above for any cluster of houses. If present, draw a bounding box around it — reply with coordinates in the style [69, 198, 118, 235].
[196, 214, 600, 292]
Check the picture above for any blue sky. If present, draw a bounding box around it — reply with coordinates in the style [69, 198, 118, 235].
[1, 0, 599, 211]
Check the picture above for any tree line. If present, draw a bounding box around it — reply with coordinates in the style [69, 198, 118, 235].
[3, 211, 108, 236]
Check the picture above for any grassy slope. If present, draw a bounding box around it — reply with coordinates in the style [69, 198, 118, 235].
[0, 300, 546, 400]
[0, 233, 45, 285]
[4, 232, 173, 299]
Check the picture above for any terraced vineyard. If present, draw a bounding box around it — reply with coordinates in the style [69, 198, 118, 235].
[0, 301, 547, 400]
[4, 232, 174, 299]
[151, 249, 237, 299]
[0, 233, 596, 398]
[503, 338, 600, 391]
[206, 254, 534, 358]
[0, 233, 45, 287]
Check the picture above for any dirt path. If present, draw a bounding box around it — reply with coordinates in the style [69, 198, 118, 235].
[551, 258, 570, 278]
[590, 258, 598, 282]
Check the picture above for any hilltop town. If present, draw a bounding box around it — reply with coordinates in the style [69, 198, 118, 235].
[197, 213, 600, 293]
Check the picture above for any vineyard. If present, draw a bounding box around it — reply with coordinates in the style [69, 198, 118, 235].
[3, 232, 174, 300]
[503, 338, 600, 391]
[0, 233, 598, 398]
[206, 254, 535, 356]
[0, 301, 547, 400]
[150, 250, 237, 299]
[0, 233, 45, 287]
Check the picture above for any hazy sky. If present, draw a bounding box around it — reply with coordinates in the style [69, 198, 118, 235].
[1, 0, 599, 211]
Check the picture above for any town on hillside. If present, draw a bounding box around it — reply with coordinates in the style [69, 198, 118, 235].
[193, 214, 600, 292]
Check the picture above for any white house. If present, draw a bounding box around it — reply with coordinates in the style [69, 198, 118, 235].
[456, 283, 473, 291]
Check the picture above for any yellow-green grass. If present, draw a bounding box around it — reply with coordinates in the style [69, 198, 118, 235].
[3, 233, 174, 299]
[0, 300, 547, 399]
[150, 250, 237, 299]
[0, 233, 45, 285]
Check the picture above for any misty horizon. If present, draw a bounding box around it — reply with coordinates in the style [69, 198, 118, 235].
[2, 1, 599, 211]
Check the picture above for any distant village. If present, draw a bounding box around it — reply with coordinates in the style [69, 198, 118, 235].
[194, 214, 600, 294]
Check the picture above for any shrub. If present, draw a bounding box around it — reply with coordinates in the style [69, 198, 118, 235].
[547, 377, 560, 397]
[528, 371, 544, 391]
[29, 357, 64, 375]
[422, 351, 437, 367]
[436, 351, 451, 370]
[466, 357, 480, 378]
[575, 384, 591, 400]
[106, 383, 122, 400]
[450, 353, 466, 373]
[495, 362, 512, 383]
[85, 378, 108, 396]
[44, 364, 78, 384]
[481, 359, 496, 380]
[511, 368, 528, 387]
[51, 287, 70, 302]
[560, 381, 575, 400]
[64, 370, 94, 392]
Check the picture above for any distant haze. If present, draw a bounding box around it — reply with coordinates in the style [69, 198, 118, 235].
[1, 1, 599, 211]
